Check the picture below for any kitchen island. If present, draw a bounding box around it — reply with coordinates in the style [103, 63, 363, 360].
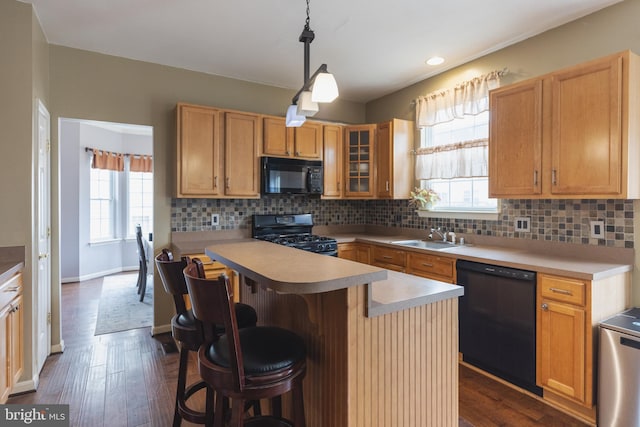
[205, 239, 463, 427]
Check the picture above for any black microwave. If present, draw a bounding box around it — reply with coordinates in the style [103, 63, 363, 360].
[261, 156, 323, 195]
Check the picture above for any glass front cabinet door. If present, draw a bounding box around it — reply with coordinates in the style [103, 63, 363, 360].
[345, 125, 376, 197]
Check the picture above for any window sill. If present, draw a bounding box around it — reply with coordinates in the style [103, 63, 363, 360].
[416, 209, 499, 221]
[89, 239, 121, 246]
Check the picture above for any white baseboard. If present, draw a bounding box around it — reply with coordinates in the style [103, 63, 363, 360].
[11, 374, 39, 396]
[151, 324, 171, 336]
[51, 339, 65, 354]
[62, 267, 140, 283]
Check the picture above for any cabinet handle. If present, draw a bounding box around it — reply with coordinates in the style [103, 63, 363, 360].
[541, 303, 549, 311]
[549, 287, 573, 296]
[286, 151, 290, 155]
[3, 287, 19, 293]
[421, 263, 434, 267]
[214, 176, 218, 188]
[386, 181, 390, 191]
[225, 177, 230, 189]
[552, 169, 557, 185]
[295, 151, 300, 156]
[383, 255, 393, 259]
[533, 170, 538, 186]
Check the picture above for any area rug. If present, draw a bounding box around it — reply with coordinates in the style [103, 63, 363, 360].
[94, 273, 153, 335]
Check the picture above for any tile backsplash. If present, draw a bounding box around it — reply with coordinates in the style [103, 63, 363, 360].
[171, 196, 634, 248]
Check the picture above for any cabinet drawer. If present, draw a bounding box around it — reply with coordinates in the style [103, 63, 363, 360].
[539, 274, 586, 306]
[407, 253, 455, 282]
[0, 273, 22, 309]
[372, 246, 406, 267]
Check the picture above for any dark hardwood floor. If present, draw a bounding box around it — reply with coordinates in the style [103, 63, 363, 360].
[8, 277, 589, 426]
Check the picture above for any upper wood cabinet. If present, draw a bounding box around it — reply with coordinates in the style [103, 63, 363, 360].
[376, 119, 414, 199]
[322, 124, 344, 198]
[489, 50, 640, 199]
[176, 103, 259, 198]
[177, 103, 222, 197]
[489, 80, 543, 196]
[224, 112, 260, 197]
[344, 124, 376, 198]
[262, 116, 322, 160]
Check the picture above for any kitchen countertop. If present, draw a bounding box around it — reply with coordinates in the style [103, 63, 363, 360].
[204, 239, 463, 317]
[330, 232, 633, 281]
[0, 262, 24, 284]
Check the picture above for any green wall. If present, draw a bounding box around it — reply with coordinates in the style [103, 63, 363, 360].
[48, 45, 367, 333]
[365, 0, 640, 123]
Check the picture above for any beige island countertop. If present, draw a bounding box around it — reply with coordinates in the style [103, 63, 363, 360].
[203, 238, 461, 427]
[204, 239, 463, 317]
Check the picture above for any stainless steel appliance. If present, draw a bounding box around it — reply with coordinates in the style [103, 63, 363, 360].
[457, 260, 542, 396]
[261, 157, 323, 195]
[252, 213, 337, 256]
[598, 307, 640, 427]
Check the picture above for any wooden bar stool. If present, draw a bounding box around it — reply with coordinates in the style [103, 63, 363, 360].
[155, 250, 258, 426]
[184, 260, 307, 427]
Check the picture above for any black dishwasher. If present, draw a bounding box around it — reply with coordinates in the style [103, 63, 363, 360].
[457, 260, 542, 396]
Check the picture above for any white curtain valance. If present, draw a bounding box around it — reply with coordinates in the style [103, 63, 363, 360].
[415, 69, 504, 128]
[415, 138, 488, 180]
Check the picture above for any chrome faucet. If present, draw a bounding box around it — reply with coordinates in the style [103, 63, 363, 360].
[429, 227, 447, 242]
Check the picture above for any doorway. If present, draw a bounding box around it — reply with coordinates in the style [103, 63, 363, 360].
[58, 118, 154, 334]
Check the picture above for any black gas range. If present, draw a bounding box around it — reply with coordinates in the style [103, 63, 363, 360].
[252, 213, 338, 256]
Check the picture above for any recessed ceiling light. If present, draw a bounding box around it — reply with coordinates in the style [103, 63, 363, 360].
[426, 56, 445, 66]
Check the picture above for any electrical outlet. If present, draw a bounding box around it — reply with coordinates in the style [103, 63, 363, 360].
[514, 217, 530, 232]
[590, 220, 605, 238]
[211, 214, 220, 226]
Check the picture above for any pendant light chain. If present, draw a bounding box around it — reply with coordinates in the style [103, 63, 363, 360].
[305, 0, 311, 31]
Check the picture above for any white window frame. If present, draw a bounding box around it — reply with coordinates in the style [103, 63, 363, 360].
[418, 111, 499, 220]
[89, 167, 117, 242]
[127, 169, 154, 238]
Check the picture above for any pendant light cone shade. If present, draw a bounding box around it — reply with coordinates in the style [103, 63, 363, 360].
[286, 104, 306, 127]
[296, 91, 319, 116]
[311, 72, 339, 102]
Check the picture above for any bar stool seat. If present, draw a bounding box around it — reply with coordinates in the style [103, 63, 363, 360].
[184, 260, 307, 427]
[155, 250, 257, 426]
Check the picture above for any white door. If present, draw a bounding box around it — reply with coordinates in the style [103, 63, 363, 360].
[36, 99, 51, 373]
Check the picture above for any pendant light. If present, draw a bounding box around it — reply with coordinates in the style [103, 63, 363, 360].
[285, 0, 339, 127]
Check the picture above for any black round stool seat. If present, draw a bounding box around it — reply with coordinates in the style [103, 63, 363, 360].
[206, 326, 306, 375]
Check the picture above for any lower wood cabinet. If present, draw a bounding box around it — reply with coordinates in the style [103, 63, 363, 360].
[338, 242, 457, 283]
[406, 252, 456, 283]
[0, 272, 23, 404]
[536, 272, 628, 423]
[337, 243, 371, 264]
[371, 246, 406, 272]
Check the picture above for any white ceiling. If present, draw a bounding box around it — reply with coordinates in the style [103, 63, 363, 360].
[21, 0, 621, 103]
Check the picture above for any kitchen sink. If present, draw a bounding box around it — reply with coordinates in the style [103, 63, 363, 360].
[390, 239, 458, 250]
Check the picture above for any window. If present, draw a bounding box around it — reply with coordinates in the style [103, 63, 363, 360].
[414, 69, 503, 214]
[90, 168, 116, 241]
[418, 111, 497, 212]
[89, 157, 154, 243]
[128, 170, 153, 237]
